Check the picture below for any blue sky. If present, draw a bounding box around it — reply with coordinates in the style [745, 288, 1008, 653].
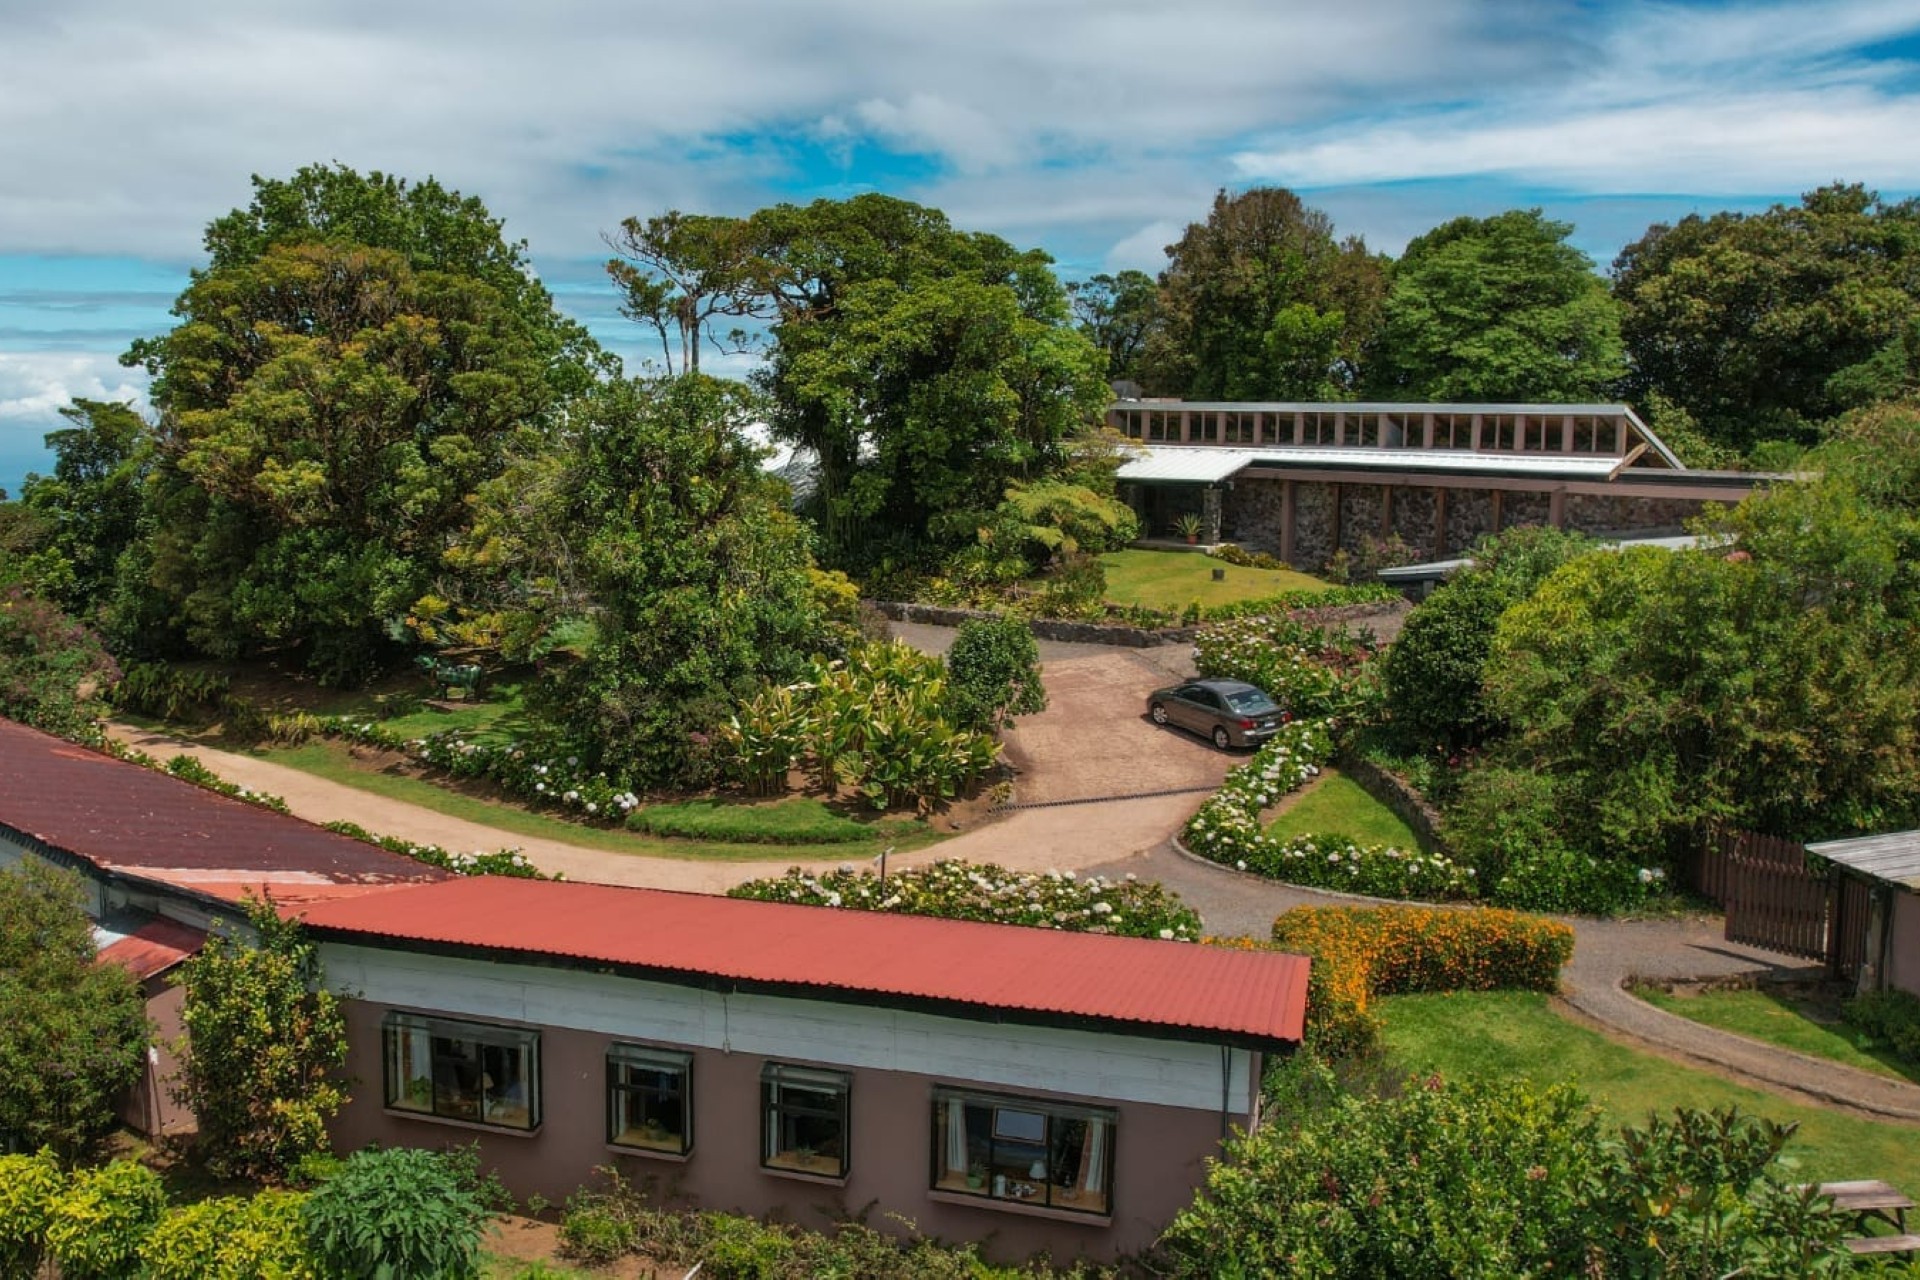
[2, 0, 1918, 493]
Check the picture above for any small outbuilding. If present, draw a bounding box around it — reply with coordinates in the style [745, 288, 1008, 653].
[1807, 832, 1920, 997]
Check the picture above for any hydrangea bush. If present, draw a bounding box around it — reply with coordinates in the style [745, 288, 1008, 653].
[728, 859, 1203, 941]
[319, 821, 551, 880]
[1183, 720, 1475, 901]
[1193, 616, 1382, 722]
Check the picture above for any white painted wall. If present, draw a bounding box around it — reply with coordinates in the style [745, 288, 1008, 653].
[322, 943, 1256, 1114]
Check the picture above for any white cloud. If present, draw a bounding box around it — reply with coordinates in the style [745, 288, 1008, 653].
[0, 351, 148, 424]
[1104, 221, 1184, 272]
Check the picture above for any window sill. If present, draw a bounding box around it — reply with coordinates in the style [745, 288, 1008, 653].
[381, 1107, 540, 1138]
[607, 1143, 691, 1165]
[926, 1189, 1112, 1228]
[760, 1163, 849, 1189]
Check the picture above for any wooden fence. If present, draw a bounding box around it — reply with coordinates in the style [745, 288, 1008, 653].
[1694, 827, 1833, 962]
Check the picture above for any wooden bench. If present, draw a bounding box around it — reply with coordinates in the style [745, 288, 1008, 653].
[1846, 1234, 1920, 1257]
[1807, 1179, 1918, 1258]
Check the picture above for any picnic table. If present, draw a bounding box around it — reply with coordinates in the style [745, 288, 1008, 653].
[1813, 1180, 1920, 1257]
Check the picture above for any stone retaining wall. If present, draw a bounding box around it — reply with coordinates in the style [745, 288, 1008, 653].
[1337, 753, 1447, 854]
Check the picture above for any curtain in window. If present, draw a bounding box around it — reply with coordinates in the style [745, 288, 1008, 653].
[944, 1098, 967, 1176]
[1079, 1116, 1107, 1193]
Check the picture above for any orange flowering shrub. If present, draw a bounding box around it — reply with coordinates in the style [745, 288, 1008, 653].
[1219, 905, 1574, 1057]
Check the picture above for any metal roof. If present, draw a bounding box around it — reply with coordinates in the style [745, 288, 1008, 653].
[0, 717, 450, 906]
[1807, 832, 1920, 891]
[94, 914, 207, 980]
[296, 875, 1311, 1048]
[1115, 444, 1626, 484]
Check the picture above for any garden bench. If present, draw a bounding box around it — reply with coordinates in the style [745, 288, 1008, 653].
[1805, 1179, 1919, 1258]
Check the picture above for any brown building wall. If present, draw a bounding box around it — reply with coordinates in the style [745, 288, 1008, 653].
[332, 1000, 1241, 1263]
[119, 978, 194, 1138]
[1887, 890, 1920, 998]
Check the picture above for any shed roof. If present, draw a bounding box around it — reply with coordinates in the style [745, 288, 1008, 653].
[1808, 832, 1920, 891]
[94, 914, 207, 981]
[0, 717, 449, 906]
[296, 875, 1311, 1049]
[1114, 444, 1627, 485]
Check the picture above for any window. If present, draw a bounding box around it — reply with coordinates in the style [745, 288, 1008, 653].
[383, 1013, 539, 1131]
[931, 1090, 1116, 1216]
[608, 1045, 692, 1155]
[762, 1064, 849, 1178]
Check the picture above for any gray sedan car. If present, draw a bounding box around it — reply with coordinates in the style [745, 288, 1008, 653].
[1146, 678, 1290, 750]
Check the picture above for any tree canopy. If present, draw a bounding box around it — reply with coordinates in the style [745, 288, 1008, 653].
[1613, 183, 1920, 451]
[1369, 209, 1624, 402]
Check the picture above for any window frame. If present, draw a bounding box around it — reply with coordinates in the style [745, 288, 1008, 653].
[606, 1043, 694, 1156]
[381, 1011, 541, 1132]
[929, 1087, 1117, 1217]
[760, 1063, 851, 1180]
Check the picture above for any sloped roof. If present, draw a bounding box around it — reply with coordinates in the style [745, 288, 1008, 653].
[0, 717, 449, 906]
[94, 914, 207, 980]
[1114, 444, 1627, 485]
[1808, 832, 1920, 891]
[296, 875, 1311, 1048]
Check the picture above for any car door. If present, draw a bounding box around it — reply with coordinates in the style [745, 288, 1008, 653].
[1180, 686, 1223, 735]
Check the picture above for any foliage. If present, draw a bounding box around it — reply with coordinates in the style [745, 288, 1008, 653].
[14, 398, 153, 617]
[944, 615, 1046, 731]
[1137, 187, 1388, 400]
[505, 375, 828, 788]
[1841, 989, 1920, 1066]
[162, 752, 291, 812]
[43, 1158, 166, 1280]
[301, 1146, 491, 1280]
[1379, 525, 1596, 752]
[729, 859, 1203, 941]
[0, 1149, 63, 1276]
[1614, 183, 1920, 450]
[1441, 764, 1656, 915]
[719, 641, 1001, 810]
[1067, 269, 1159, 382]
[979, 478, 1140, 573]
[0, 586, 121, 741]
[1368, 208, 1624, 402]
[745, 193, 1111, 569]
[0, 861, 147, 1162]
[140, 1189, 316, 1280]
[1158, 1075, 1844, 1279]
[605, 209, 761, 376]
[1320, 531, 1419, 585]
[173, 896, 347, 1180]
[627, 797, 874, 845]
[1271, 905, 1573, 1000]
[317, 820, 549, 878]
[1192, 614, 1381, 721]
[111, 660, 232, 721]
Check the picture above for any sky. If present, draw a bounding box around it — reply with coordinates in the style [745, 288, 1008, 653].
[3, 0, 1918, 494]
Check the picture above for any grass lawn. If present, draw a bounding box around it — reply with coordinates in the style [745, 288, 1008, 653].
[1634, 985, 1920, 1085]
[1379, 990, 1920, 1194]
[1097, 548, 1325, 611]
[258, 740, 944, 864]
[630, 796, 901, 845]
[1266, 768, 1421, 848]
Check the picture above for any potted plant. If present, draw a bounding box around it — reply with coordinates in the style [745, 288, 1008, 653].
[967, 1162, 986, 1190]
[1174, 512, 1205, 544]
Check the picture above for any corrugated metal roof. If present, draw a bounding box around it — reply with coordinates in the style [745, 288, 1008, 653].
[296, 875, 1310, 1047]
[0, 717, 449, 905]
[1115, 448, 1262, 483]
[1808, 832, 1920, 891]
[1116, 399, 1644, 416]
[1115, 444, 1625, 483]
[95, 915, 207, 980]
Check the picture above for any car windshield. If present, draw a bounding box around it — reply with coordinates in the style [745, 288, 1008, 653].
[1224, 690, 1278, 714]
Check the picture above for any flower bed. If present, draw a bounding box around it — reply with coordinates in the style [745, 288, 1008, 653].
[1182, 720, 1475, 901]
[727, 859, 1203, 941]
[1192, 615, 1381, 721]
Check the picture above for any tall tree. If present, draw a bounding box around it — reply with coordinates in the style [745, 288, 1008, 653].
[16, 399, 152, 616]
[1137, 188, 1387, 400]
[1368, 209, 1624, 403]
[604, 211, 762, 375]
[1066, 269, 1158, 383]
[1612, 184, 1920, 450]
[122, 167, 587, 683]
[0, 859, 147, 1161]
[746, 195, 1109, 568]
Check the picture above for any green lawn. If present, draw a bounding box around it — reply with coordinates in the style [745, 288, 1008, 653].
[631, 797, 903, 845]
[258, 740, 944, 864]
[1379, 990, 1920, 1194]
[1266, 768, 1421, 848]
[1634, 985, 1920, 1084]
[1097, 548, 1325, 610]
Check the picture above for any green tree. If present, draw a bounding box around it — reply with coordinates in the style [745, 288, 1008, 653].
[15, 400, 152, 616]
[747, 194, 1111, 568]
[1137, 187, 1388, 400]
[1369, 209, 1624, 402]
[944, 617, 1047, 732]
[1066, 269, 1159, 383]
[509, 375, 826, 785]
[1613, 183, 1920, 451]
[0, 860, 147, 1162]
[302, 1148, 490, 1280]
[172, 896, 346, 1180]
[0, 588, 121, 742]
[605, 210, 762, 375]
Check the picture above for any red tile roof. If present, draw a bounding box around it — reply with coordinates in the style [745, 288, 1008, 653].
[0, 718, 449, 906]
[98, 917, 207, 981]
[295, 876, 1310, 1046]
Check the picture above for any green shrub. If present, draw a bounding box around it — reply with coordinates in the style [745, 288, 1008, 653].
[140, 1190, 316, 1280]
[1842, 989, 1920, 1064]
[628, 797, 872, 844]
[302, 1147, 491, 1280]
[1192, 615, 1380, 722]
[43, 1158, 166, 1280]
[0, 1149, 64, 1276]
[945, 615, 1046, 731]
[1443, 764, 1659, 915]
[698, 1212, 795, 1278]
[111, 661, 232, 721]
[557, 1197, 637, 1264]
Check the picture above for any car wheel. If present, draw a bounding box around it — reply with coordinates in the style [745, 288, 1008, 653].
[1150, 703, 1169, 725]
[1212, 726, 1231, 750]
